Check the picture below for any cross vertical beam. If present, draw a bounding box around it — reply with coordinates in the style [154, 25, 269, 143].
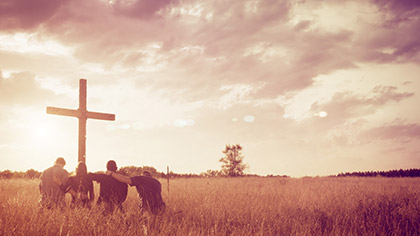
[47, 79, 115, 164]
[78, 79, 87, 163]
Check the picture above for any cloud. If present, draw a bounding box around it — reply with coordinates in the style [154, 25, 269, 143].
[1, 0, 420, 101]
[0, 71, 55, 106]
[362, 122, 420, 142]
[353, 0, 420, 63]
[0, 0, 68, 30]
[307, 86, 414, 130]
[133, 5, 358, 100]
[1, 0, 420, 177]
[372, 0, 420, 25]
[114, 0, 177, 19]
[0, 0, 352, 100]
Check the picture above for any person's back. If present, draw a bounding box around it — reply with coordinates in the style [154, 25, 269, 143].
[78, 176, 94, 206]
[87, 160, 127, 213]
[39, 158, 68, 209]
[130, 176, 165, 214]
[61, 162, 94, 208]
[62, 175, 94, 208]
[88, 173, 127, 205]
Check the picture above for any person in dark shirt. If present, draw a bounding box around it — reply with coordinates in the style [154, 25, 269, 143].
[39, 157, 69, 209]
[60, 162, 94, 208]
[87, 160, 128, 214]
[107, 170, 165, 214]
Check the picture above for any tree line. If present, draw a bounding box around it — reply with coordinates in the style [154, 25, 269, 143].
[335, 169, 420, 177]
[0, 169, 41, 179]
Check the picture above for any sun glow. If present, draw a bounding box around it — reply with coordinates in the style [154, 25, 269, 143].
[16, 112, 66, 149]
[28, 119, 59, 146]
[34, 125, 50, 139]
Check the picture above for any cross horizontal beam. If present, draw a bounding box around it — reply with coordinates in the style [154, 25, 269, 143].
[47, 107, 80, 117]
[47, 107, 115, 121]
[86, 111, 115, 121]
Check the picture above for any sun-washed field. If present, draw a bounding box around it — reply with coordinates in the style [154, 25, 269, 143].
[1, 177, 420, 236]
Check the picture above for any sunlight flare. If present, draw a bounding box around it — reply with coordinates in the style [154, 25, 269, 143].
[244, 115, 255, 123]
[318, 111, 328, 118]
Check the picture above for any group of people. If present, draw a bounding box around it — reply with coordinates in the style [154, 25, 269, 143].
[39, 157, 165, 215]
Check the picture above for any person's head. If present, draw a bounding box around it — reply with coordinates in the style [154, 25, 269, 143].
[106, 160, 117, 172]
[55, 157, 66, 167]
[76, 162, 87, 177]
[143, 171, 151, 177]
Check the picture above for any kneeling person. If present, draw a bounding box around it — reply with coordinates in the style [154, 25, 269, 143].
[39, 157, 69, 209]
[88, 160, 128, 214]
[107, 171, 165, 214]
[60, 162, 94, 208]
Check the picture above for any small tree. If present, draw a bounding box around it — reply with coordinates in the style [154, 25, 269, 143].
[219, 144, 248, 177]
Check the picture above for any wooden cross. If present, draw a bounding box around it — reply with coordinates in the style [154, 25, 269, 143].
[46, 79, 115, 163]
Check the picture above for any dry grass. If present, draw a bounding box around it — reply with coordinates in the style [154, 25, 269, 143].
[1, 177, 420, 235]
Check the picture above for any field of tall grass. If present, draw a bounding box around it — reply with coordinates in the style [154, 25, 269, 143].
[1, 177, 420, 235]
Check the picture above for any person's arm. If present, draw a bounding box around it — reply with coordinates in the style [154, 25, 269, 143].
[107, 171, 132, 185]
[39, 171, 44, 193]
[58, 177, 71, 193]
[88, 181, 95, 202]
[87, 173, 102, 182]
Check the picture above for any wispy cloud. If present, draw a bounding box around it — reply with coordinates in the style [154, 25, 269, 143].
[0, 72, 55, 106]
[309, 86, 414, 129]
[362, 122, 420, 142]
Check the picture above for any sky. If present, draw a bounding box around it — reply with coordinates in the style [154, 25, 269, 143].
[0, 0, 419, 177]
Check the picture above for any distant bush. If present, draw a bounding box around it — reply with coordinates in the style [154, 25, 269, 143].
[0, 169, 41, 179]
[0, 170, 13, 179]
[25, 169, 41, 179]
[200, 169, 221, 177]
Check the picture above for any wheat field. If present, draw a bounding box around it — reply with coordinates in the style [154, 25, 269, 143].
[1, 177, 420, 236]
